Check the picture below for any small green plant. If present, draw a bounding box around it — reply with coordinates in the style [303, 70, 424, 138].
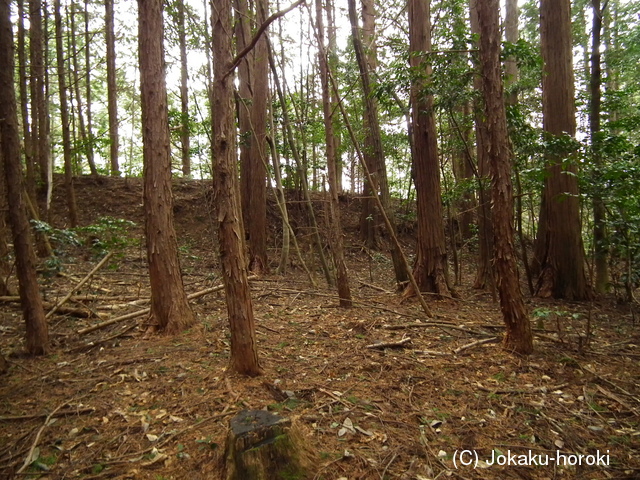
[74, 216, 138, 255]
[558, 356, 579, 367]
[588, 401, 607, 412]
[492, 372, 506, 382]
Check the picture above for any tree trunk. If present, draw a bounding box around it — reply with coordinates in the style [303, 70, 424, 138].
[17, 0, 35, 202]
[536, 0, 590, 300]
[477, 0, 533, 355]
[54, 0, 79, 227]
[105, 0, 120, 176]
[348, 0, 408, 286]
[590, 0, 608, 294]
[178, 0, 191, 178]
[406, 0, 449, 296]
[316, 0, 352, 307]
[504, 0, 533, 295]
[0, 153, 11, 296]
[137, 0, 196, 334]
[236, 0, 253, 260]
[70, 1, 98, 177]
[247, 0, 269, 273]
[326, 0, 341, 194]
[0, 0, 49, 355]
[85, 0, 96, 175]
[211, 0, 262, 376]
[235, 0, 268, 274]
[29, 0, 50, 198]
[470, 0, 494, 294]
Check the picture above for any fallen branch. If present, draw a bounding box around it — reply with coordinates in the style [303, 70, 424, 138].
[46, 252, 114, 319]
[78, 276, 257, 335]
[16, 402, 68, 474]
[595, 385, 640, 416]
[366, 337, 412, 349]
[357, 280, 392, 294]
[412, 349, 450, 356]
[67, 324, 137, 353]
[453, 337, 499, 354]
[0, 406, 95, 422]
[476, 382, 569, 395]
[382, 322, 485, 335]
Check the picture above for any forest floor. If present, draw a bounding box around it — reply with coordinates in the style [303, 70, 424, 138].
[1, 175, 639, 480]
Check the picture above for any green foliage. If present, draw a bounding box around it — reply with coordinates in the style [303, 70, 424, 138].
[74, 217, 138, 256]
[585, 133, 640, 290]
[32, 217, 137, 271]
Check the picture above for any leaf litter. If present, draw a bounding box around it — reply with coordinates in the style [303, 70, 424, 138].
[0, 176, 638, 479]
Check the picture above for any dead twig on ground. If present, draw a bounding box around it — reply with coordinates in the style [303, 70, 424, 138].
[47, 252, 114, 319]
[453, 337, 500, 354]
[16, 402, 68, 474]
[66, 324, 137, 353]
[366, 337, 412, 349]
[78, 276, 257, 335]
[0, 406, 95, 422]
[383, 322, 487, 336]
[358, 280, 393, 294]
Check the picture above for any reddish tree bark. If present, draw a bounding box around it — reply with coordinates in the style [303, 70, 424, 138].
[138, 0, 196, 334]
[470, 0, 494, 293]
[407, 0, 449, 296]
[212, 0, 262, 375]
[476, 0, 533, 354]
[0, 0, 49, 354]
[536, 0, 590, 300]
[177, 0, 191, 178]
[105, 0, 120, 176]
[54, 0, 79, 227]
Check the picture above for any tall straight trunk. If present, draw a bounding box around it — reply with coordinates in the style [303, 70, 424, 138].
[29, 0, 50, 195]
[54, 0, 79, 227]
[211, 0, 262, 376]
[504, 0, 518, 104]
[137, 0, 196, 334]
[247, 0, 269, 273]
[71, 1, 97, 176]
[17, 0, 35, 201]
[407, 0, 449, 296]
[316, 0, 352, 307]
[536, 0, 589, 300]
[591, 0, 608, 294]
[477, 0, 533, 355]
[105, 0, 120, 176]
[356, 0, 377, 249]
[236, 0, 253, 240]
[0, 156, 10, 296]
[326, 0, 341, 193]
[348, 0, 408, 285]
[178, 0, 190, 177]
[0, 0, 49, 354]
[504, 0, 533, 294]
[84, 0, 96, 175]
[470, 0, 494, 293]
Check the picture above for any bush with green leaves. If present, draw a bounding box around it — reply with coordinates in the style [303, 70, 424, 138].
[32, 216, 138, 260]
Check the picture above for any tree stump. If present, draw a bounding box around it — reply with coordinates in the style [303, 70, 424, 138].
[224, 409, 312, 480]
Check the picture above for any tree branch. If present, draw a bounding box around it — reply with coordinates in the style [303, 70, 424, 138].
[224, 0, 305, 79]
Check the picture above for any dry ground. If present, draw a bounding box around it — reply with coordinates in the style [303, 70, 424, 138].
[1, 176, 639, 480]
